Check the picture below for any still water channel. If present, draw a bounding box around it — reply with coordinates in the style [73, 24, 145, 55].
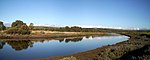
[0, 34, 129, 60]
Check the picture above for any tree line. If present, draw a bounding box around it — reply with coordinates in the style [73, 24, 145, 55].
[1, 20, 150, 35]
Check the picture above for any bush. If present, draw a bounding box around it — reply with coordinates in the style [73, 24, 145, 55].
[60, 56, 79, 60]
[0, 21, 6, 31]
[5, 20, 31, 35]
[5, 27, 18, 34]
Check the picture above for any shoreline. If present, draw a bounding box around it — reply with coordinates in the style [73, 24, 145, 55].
[0, 32, 107, 40]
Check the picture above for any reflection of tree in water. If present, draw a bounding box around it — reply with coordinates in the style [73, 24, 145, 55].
[64, 37, 83, 43]
[85, 36, 91, 39]
[57, 38, 65, 43]
[6, 40, 33, 51]
[0, 41, 5, 49]
[32, 40, 45, 43]
[59, 39, 64, 43]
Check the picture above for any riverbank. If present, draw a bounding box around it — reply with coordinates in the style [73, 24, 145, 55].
[0, 32, 107, 40]
[41, 32, 150, 60]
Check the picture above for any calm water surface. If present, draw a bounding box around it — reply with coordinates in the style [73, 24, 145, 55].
[0, 35, 129, 60]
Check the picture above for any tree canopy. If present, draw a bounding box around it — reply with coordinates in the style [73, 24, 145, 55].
[29, 23, 34, 30]
[11, 20, 25, 28]
[0, 21, 6, 31]
[5, 20, 31, 35]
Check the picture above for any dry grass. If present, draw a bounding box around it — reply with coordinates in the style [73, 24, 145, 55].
[31, 30, 80, 35]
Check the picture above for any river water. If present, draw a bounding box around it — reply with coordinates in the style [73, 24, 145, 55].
[0, 35, 129, 60]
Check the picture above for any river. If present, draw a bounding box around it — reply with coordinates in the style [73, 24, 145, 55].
[0, 35, 129, 60]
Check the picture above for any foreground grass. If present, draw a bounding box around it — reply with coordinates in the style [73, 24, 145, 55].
[41, 31, 150, 60]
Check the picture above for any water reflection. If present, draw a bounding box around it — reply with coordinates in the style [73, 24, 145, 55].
[0, 35, 127, 51]
[0, 36, 98, 51]
[0, 41, 5, 49]
[0, 35, 129, 60]
[6, 40, 33, 51]
[85, 36, 91, 39]
[52, 36, 84, 43]
[64, 37, 82, 43]
[0, 36, 84, 51]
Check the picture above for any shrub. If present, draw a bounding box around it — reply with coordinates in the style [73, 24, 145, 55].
[60, 56, 79, 60]
[5, 20, 31, 35]
[0, 21, 6, 31]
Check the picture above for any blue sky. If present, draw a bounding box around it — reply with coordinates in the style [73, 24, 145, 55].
[0, 0, 150, 28]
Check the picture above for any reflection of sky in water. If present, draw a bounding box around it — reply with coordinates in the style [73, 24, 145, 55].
[0, 35, 129, 60]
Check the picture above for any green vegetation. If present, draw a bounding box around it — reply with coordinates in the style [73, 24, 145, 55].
[32, 25, 150, 34]
[1, 20, 150, 60]
[29, 23, 34, 30]
[119, 45, 150, 60]
[43, 31, 150, 60]
[33, 25, 122, 32]
[1, 20, 150, 35]
[0, 21, 6, 31]
[4, 20, 31, 35]
[33, 26, 83, 32]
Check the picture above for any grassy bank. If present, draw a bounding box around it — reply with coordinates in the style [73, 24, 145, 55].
[41, 31, 150, 60]
[0, 31, 107, 39]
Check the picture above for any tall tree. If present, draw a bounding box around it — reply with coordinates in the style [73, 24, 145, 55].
[65, 26, 70, 29]
[29, 23, 34, 30]
[0, 21, 6, 31]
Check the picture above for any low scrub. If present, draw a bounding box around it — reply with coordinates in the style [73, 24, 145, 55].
[59, 56, 79, 60]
